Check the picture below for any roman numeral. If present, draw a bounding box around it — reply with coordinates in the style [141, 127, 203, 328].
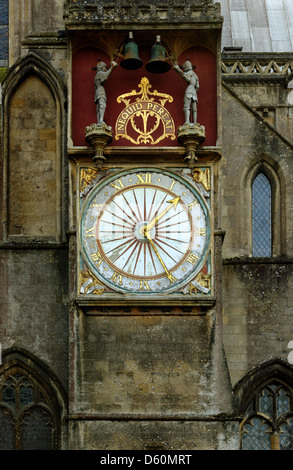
[86, 226, 96, 237]
[187, 252, 199, 265]
[91, 251, 103, 266]
[168, 180, 176, 191]
[188, 200, 199, 211]
[111, 179, 125, 192]
[139, 280, 150, 290]
[195, 228, 206, 236]
[136, 173, 152, 184]
[110, 271, 123, 285]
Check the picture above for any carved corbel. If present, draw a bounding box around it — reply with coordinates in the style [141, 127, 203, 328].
[177, 123, 206, 168]
[85, 123, 113, 168]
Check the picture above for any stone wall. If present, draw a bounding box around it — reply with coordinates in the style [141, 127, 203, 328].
[0, 248, 69, 390]
[0, 0, 69, 413]
[68, 419, 239, 450]
[3, 0, 293, 451]
[221, 83, 293, 386]
[8, 74, 58, 237]
[71, 314, 233, 415]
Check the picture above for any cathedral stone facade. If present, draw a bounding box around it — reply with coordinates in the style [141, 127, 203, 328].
[0, 0, 293, 451]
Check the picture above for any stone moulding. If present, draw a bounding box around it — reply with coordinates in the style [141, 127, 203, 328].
[222, 53, 293, 85]
[63, 0, 222, 27]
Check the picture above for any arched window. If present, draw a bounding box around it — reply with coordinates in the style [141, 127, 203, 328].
[241, 380, 293, 450]
[0, 0, 9, 68]
[235, 361, 293, 451]
[242, 160, 282, 258]
[0, 351, 65, 450]
[252, 172, 272, 257]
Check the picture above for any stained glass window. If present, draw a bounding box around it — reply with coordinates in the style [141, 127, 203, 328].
[0, 408, 14, 450]
[2, 379, 15, 404]
[252, 172, 272, 257]
[0, 0, 9, 67]
[242, 417, 271, 450]
[280, 418, 293, 450]
[259, 387, 273, 415]
[0, 370, 58, 450]
[20, 380, 34, 405]
[241, 380, 293, 450]
[21, 408, 53, 450]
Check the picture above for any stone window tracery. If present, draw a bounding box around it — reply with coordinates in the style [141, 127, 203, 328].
[0, 368, 59, 450]
[240, 380, 293, 450]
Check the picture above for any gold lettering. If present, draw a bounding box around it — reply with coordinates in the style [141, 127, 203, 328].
[187, 252, 199, 265]
[91, 251, 103, 267]
[136, 173, 152, 184]
[86, 226, 96, 237]
[168, 180, 176, 191]
[188, 200, 199, 211]
[111, 179, 125, 192]
[139, 280, 150, 290]
[115, 78, 175, 145]
[90, 200, 104, 211]
[111, 271, 123, 285]
[195, 228, 206, 236]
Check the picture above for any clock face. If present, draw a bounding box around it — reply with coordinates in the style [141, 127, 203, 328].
[80, 168, 210, 295]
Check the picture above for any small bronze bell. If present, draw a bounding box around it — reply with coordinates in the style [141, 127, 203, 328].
[120, 32, 143, 70]
[146, 36, 171, 74]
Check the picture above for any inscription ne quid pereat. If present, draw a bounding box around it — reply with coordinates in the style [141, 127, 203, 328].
[115, 77, 176, 145]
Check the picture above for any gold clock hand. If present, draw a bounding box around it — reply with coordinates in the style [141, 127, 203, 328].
[146, 196, 180, 232]
[143, 228, 176, 284]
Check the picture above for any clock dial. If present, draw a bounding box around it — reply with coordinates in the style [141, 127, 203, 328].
[80, 168, 210, 295]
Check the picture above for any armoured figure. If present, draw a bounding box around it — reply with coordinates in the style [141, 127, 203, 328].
[94, 59, 117, 124]
[173, 59, 199, 124]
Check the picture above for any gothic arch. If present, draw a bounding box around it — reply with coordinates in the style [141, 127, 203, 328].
[2, 52, 66, 110]
[239, 157, 283, 257]
[0, 347, 67, 450]
[1, 53, 67, 242]
[234, 359, 293, 450]
[234, 358, 293, 414]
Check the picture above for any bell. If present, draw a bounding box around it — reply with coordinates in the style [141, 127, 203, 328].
[146, 36, 171, 74]
[120, 32, 143, 70]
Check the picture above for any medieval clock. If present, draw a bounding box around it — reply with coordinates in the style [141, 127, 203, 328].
[75, 34, 216, 309]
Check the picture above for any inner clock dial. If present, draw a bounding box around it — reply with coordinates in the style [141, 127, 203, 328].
[96, 185, 193, 280]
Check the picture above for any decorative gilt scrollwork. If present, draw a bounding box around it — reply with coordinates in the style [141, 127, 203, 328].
[193, 168, 210, 191]
[115, 77, 176, 145]
[79, 270, 105, 295]
[80, 168, 99, 191]
[183, 273, 211, 295]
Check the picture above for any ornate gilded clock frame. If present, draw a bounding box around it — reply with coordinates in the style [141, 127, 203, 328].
[76, 161, 215, 309]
